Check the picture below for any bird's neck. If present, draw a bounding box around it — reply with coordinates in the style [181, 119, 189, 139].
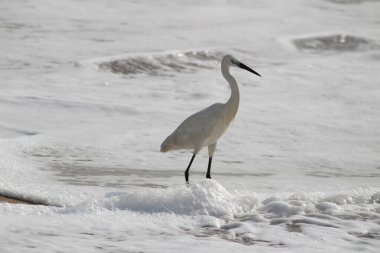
[222, 67, 240, 123]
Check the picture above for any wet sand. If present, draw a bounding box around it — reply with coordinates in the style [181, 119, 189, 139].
[0, 195, 34, 204]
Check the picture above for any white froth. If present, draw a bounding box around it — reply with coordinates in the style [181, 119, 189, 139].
[1, 0, 380, 252]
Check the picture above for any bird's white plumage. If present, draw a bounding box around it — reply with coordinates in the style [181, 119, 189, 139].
[161, 102, 230, 154]
[161, 55, 244, 155]
[160, 54, 260, 181]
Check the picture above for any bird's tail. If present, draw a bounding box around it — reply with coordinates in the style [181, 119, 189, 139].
[160, 136, 173, 152]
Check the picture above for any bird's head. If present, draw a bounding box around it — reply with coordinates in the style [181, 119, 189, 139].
[222, 54, 261, 77]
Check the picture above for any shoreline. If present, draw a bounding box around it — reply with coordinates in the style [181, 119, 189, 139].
[0, 194, 55, 206]
[0, 193, 61, 206]
[0, 195, 35, 205]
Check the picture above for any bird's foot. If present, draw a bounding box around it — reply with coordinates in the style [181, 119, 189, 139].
[185, 172, 189, 183]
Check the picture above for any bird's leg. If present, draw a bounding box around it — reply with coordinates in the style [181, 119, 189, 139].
[206, 156, 212, 179]
[207, 143, 216, 179]
[185, 154, 196, 183]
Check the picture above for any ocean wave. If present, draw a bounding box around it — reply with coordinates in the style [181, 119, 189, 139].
[3, 179, 380, 248]
[51, 180, 380, 247]
[292, 34, 380, 53]
[101, 180, 260, 218]
[60, 180, 380, 222]
[79, 49, 225, 77]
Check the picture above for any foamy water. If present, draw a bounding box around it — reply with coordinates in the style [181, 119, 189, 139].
[1, 0, 380, 252]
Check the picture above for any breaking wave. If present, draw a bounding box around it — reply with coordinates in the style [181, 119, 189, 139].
[292, 34, 380, 53]
[63, 180, 380, 221]
[56, 180, 380, 247]
[80, 49, 225, 77]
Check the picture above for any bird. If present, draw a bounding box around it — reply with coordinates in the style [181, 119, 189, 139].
[160, 54, 261, 183]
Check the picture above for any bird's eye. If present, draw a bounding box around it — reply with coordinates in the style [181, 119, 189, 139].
[231, 59, 239, 65]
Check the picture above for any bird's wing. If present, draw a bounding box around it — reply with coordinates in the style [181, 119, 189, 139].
[169, 103, 227, 150]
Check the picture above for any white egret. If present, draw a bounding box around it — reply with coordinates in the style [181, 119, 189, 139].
[160, 55, 261, 183]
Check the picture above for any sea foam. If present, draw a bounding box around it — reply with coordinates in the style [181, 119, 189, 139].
[101, 180, 260, 218]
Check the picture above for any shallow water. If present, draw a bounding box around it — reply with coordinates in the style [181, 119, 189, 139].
[1, 0, 380, 252]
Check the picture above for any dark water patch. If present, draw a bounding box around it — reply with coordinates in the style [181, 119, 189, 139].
[305, 213, 341, 221]
[103, 182, 168, 189]
[370, 53, 380, 61]
[238, 214, 266, 222]
[286, 223, 303, 233]
[128, 183, 168, 189]
[0, 96, 139, 115]
[305, 171, 380, 178]
[8, 128, 38, 136]
[51, 164, 181, 187]
[46, 160, 276, 187]
[191, 226, 286, 247]
[270, 218, 288, 225]
[291, 218, 340, 228]
[349, 231, 380, 240]
[89, 38, 114, 43]
[369, 193, 380, 203]
[336, 212, 380, 221]
[52, 164, 275, 187]
[261, 154, 276, 158]
[327, 0, 379, 4]
[73, 159, 93, 162]
[26, 145, 103, 161]
[80, 232, 96, 236]
[0, 124, 39, 138]
[293, 34, 379, 53]
[190, 92, 209, 99]
[96, 50, 224, 77]
[221, 160, 243, 164]
[220, 222, 243, 230]
[0, 22, 36, 31]
[52, 164, 181, 179]
[38, 232, 61, 237]
[218, 172, 274, 177]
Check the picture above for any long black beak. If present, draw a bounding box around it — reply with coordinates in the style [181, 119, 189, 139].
[238, 62, 261, 77]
